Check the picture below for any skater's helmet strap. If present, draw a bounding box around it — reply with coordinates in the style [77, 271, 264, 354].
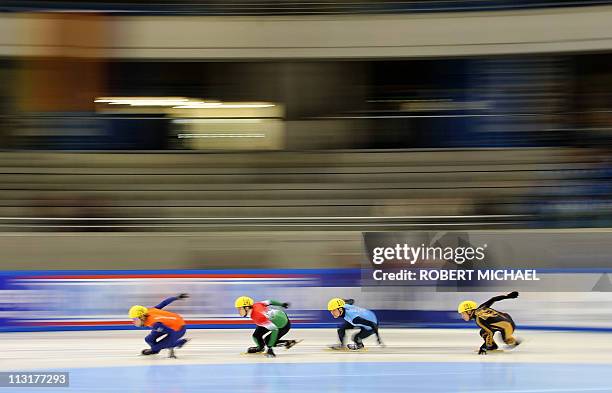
[327, 298, 345, 311]
[235, 296, 254, 308]
[457, 301, 478, 314]
[129, 305, 148, 319]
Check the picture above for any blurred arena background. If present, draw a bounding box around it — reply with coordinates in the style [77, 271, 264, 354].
[2, 2, 612, 392]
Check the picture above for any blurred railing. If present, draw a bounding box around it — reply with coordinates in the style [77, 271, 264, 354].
[1, 0, 611, 15]
[0, 215, 529, 231]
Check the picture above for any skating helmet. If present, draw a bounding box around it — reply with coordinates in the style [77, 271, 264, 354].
[457, 300, 478, 314]
[327, 298, 346, 311]
[235, 296, 254, 308]
[129, 305, 148, 319]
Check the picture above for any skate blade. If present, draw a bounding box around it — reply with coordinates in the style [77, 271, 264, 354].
[240, 352, 266, 356]
[285, 339, 303, 350]
[325, 347, 368, 352]
[474, 349, 505, 353]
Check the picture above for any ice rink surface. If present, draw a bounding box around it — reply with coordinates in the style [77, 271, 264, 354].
[1, 328, 611, 393]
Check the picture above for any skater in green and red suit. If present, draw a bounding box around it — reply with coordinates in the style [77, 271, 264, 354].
[234, 296, 299, 358]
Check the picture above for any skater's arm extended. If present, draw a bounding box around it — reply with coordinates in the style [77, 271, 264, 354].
[154, 293, 189, 309]
[154, 296, 178, 309]
[263, 299, 290, 308]
[478, 291, 519, 309]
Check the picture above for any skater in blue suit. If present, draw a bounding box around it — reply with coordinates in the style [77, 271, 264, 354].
[327, 298, 383, 350]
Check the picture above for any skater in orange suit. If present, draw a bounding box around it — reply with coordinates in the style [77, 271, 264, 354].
[129, 294, 190, 358]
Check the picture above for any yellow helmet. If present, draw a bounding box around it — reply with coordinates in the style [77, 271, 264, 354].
[327, 298, 346, 311]
[235, 296, 254, 308]
[128, 305, 148, 319]
[457, 300, 478, 314]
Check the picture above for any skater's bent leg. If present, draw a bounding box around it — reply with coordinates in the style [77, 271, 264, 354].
[493, 321, 517, 345]
[252, 326, 268, 350]
[144, 330, 165, 351]
[150, 327, 186, 353]
[353, 327, 375, 344]
[478, 328, 497, 350]
[173, 326, 188, 348]
[150, 335, 172, 353]
[477, 321, 497, 349]
[271, 320, 292, 347]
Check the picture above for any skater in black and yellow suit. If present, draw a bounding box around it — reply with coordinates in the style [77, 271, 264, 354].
[457, 291, 522, 355]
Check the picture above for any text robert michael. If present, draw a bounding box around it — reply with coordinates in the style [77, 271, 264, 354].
[372, 269, 540, 281]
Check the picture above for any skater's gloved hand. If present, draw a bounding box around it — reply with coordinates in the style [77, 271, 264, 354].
[178, 293, 189, 299]
[247, 346, 264, 354]
[281, 302, 290, 309]
[507, 291, 519, 299]
[478, 346, 487, 355]
[266, 348, 276, 358]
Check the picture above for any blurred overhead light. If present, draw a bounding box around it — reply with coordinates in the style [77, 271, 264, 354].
[95, 97, 190, 106]
[172, 119, 263, 124]
[177, 133, 266, 138]
[173, 103, 275, 109]
[94, 97, 276, 109]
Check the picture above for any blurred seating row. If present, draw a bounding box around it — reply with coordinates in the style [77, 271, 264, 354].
[0, 148, 599, 231]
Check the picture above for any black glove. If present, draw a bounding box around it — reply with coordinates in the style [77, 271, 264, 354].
[478, 346, 487, 355]
[178, 293, 189, 299]
[247, 346, 264, 354]
[507, 291, 519, 299]
[281, 302, 290, 309]
[344, 298, 355, 305]
[266, 347, 276, 358]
